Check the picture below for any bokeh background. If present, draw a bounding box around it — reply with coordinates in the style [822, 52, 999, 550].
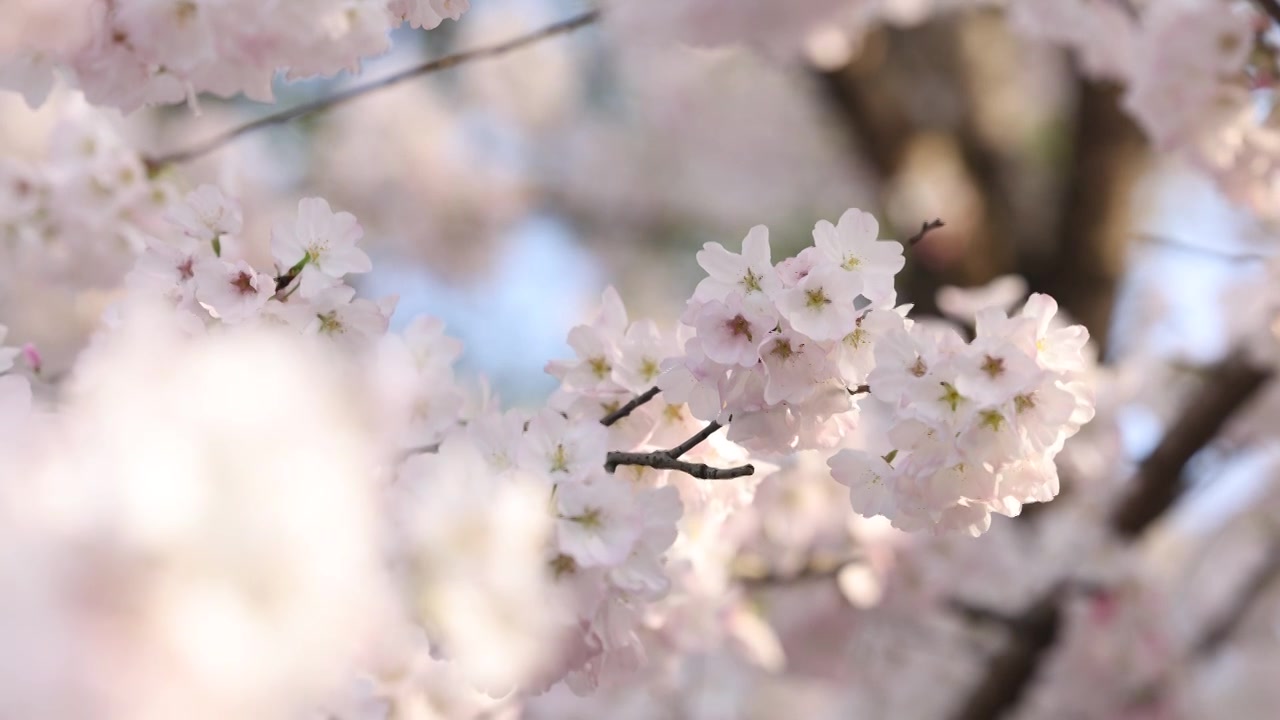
[5, 1, 1280, 716]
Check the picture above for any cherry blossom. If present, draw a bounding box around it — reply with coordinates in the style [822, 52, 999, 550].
[691, 225, 781, 303]
[167, 185, 243, 246]
[810, 207, 906, 305]
[555, 477, 645, 567]
[194, 259, 274, 323]
[17, 1, 1280, 716]
[0, 0, 470, 112]
[271, 197, 373, 298]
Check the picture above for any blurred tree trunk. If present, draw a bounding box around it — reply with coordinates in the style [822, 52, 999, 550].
[811, 12, 1146, 351]
[1027, 77, 1147, 359]
[813, 18, 1014, 316]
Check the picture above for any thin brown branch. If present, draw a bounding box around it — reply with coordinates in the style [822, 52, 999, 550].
[144, 10, 600, 169]
[668, 420, 724, 459]
[605, 451, 755, 480]
[600, 386, 661, 427]
[849, 384, 871, 395]
[606, 420, 754, 480]
[907, 218, 945, 246]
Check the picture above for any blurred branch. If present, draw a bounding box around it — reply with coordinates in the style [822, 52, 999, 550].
[1132, 232, 1270, 264]
[952, 355, 1273, 720]
[950, 593, 1063, 720]
[1123, 539, 1280, 712]
[600, 386, 661, 427]
[1111, 356, 1272, 535]
[606, 420, 755, 480]
[948, 598, 1026, 631]
[1192, 539, 1280, 656]
[908, 218, 946, 246]
[144, 10, 601, 169]
[1256, 0, 1280, 26]
[737, 558, 854, 588]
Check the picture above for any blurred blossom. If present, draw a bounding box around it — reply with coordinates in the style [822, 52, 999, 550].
[608, 0, 855, 58]
[392, 437, 563, 693]
[0, 307, 392, 719]
[312, 85, 531, 277]
[0, 0, 93, 54]
[936, 274, 1029, 325]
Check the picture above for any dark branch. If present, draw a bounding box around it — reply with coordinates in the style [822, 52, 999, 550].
[736, 557, 856, 588]
[951, 594, 1063, 720]
[274, 269, 298, 293]
[605, 451, 755, 480]
[144, 10, 601, 169]
[1193, 540, 1280, 656]
[667, 420, 724, 459]
[1256, 0, 1280, 26]
[600, 386, 661, 427]
[605, 420, 754, 480]
[906, 218, 945, 246]
[1112, 356, 1272, 535]
[949, 598, 1040, 633]
[849, 384, 871, 395]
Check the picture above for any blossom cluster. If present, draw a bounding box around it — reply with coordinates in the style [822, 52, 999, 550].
[1013, 0, 1280, 218]
[660, 209, 904, 455]
[114, 185, 692, 699]
[617, 0, 1280, 220]
[655, 209, 1093, 536]
[0, 0, 469, 111]
[831, 295, 1095, 536]
[0, 106, 174, 286]
[0, 170, 1096, 714]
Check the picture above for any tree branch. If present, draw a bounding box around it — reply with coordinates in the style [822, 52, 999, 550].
[907, 219, 945, 246]
[1192, 539, 1280, 657]
[605, 451, 755, 480]
[667, 420, 724, 459]
[1112, 357, 1272, 535]
[1123, 539, 1280, 712]
[144, 10, 601, 169]
[605, 420, 754, 480]
[600, 386, 660, 427]
[951, 594, 1063, 720]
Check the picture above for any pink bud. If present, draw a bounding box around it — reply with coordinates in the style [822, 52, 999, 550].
[21, 343, 41, 374]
